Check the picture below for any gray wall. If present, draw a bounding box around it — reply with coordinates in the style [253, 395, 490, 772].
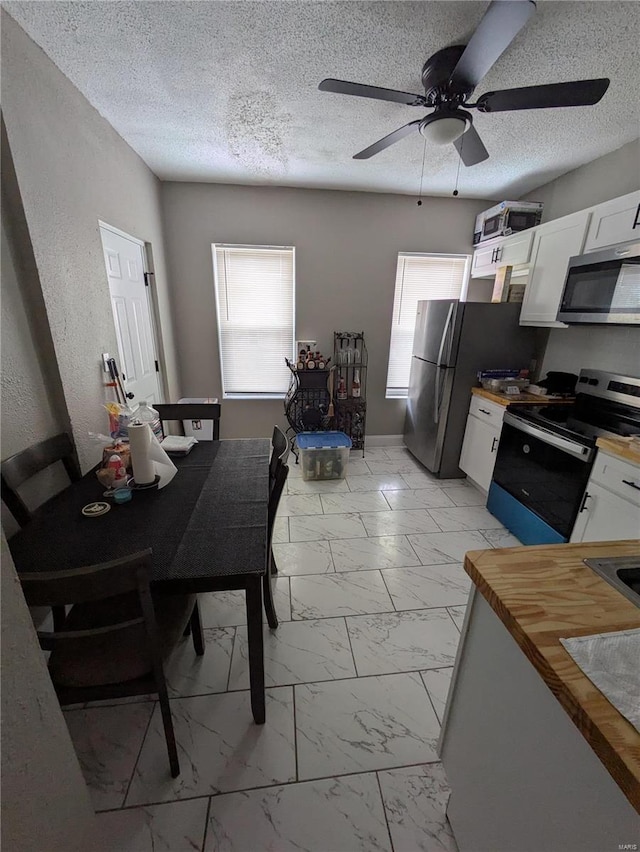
[521, 138, 640, 379]
[1, 533, 99, 852]
[162, 182, 491, 438]
[521, 138, 640, 223]
[1, 11, 180, 470]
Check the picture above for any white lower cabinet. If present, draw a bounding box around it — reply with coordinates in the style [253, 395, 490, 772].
[459, 413, 501, 492]
[571, 450, 640, 542]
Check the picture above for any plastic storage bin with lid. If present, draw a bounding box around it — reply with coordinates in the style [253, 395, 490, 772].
[296, 432, 352, 481]
[178, 397, 218, 441]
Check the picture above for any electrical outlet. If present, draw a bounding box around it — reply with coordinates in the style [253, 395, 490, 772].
[102, 353, 111, 373]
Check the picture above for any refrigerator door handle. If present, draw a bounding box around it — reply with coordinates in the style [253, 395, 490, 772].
[436, 303, 455, 368]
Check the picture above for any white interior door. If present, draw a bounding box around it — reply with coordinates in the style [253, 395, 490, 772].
[100, 224, 161, 406]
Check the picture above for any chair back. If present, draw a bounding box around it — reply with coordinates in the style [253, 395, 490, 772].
[1, 433, 81, 527]
[267, 461, 288, 553]
[155, 403, 221, 441]
[269, 426, 289, 486]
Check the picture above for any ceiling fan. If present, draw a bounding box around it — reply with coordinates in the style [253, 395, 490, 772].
[318, 0, 610, 166]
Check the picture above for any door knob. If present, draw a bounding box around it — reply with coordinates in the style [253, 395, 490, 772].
[126, 392, 135, 400]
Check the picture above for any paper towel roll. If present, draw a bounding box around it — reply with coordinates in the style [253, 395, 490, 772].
[129, 421, 178, 489]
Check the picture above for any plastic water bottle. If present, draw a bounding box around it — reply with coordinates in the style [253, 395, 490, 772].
[132, 400, 163, 442]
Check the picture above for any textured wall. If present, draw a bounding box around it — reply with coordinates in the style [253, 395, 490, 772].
[161, 181, 491, 438]
[521, 138, 640, 223]
[1, 533, 99, 851]
[1, 12, 180, 470]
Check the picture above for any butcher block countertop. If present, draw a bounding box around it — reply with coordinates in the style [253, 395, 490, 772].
[464, 539, 640, 812]
[596, 436, 640, 466]
[471, 386, 574, 407]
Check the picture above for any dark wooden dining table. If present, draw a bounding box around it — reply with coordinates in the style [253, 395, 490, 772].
[8, 438, 271, 723]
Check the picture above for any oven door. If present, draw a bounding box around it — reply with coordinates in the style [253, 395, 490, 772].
[557, 245, 640, 324]
[491, 414, 594, 539]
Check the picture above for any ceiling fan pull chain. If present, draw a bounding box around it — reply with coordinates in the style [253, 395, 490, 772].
[416, 137, 428, 206]
[453, 134, 463, 197]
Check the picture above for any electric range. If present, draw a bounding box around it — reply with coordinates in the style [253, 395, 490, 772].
[487, 369, 640, 545]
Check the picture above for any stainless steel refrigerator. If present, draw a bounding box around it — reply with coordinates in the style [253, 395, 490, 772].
[403, 300, 538, 478]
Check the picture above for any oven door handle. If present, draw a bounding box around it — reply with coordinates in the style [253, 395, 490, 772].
[503, 412, 595, 462]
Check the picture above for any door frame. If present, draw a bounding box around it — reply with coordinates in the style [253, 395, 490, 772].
[99, 220, 167, 402]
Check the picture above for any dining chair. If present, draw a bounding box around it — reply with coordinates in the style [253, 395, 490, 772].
[268, 426, 289, 578]
[19, 550, 204, 778]
[263, 457, 289, 629]
[155, 403, 222, 441]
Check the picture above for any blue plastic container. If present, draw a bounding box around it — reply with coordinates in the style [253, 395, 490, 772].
[296, 431, 352, 481]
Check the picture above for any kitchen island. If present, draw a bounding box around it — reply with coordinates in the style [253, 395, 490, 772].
[439, 539, 640, 851]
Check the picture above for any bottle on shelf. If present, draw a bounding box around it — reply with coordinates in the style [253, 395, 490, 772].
[337, 375, 347, 400]
[306, 353, 316, 369]
[352, 369, 361, 398]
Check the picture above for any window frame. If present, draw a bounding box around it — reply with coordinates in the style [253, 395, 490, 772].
[385, 251, 471, 399]
[212, 243, 296, 400]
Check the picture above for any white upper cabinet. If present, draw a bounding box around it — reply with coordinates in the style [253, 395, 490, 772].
[519, 210, 591, 327]
[583, 190, 640, 252]
[471, 230, 534, 279]
[471, 239, 502, 278]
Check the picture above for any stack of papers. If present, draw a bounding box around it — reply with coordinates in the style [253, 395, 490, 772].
[160, 436, 198, 455]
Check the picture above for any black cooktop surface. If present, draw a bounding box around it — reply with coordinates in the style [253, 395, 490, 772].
[510, 394, 640, 445]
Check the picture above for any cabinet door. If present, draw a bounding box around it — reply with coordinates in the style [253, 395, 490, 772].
[519, 210, 591, 327]
[570, 481, 640, 542]
[495, 230, 534, 267]
[584, 191, 640, 251]
[459, 414, 500, 492]
[471, 242, 499, 278]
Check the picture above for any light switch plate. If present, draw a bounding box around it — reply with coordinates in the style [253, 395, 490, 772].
[102, 353, 111, 372]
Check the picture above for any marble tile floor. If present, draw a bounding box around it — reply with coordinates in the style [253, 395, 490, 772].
[65, 446, 522, 851]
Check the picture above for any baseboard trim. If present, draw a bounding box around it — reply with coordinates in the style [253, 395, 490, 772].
[365, 434, 405, 447]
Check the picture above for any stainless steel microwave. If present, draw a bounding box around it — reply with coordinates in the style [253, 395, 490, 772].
[480, 208, 542, 242]
[556, 242, 640, 324]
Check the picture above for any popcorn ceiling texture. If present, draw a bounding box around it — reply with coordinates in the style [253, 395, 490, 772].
[4, 1, 639, 199]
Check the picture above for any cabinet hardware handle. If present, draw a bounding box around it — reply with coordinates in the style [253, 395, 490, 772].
[633, 204, 640, 230]
[622, 479, 640, 491]
[491, 436, 498, 452]
[478, 408, 491, 415]
[496, 246, 502, 262]
[578, 491, 591, 513]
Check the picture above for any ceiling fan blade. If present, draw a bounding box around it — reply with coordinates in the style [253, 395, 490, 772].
[353, 120, 422, 159]
[449, 0, 536, 91]
[476, 78, 610, 112]
[453, 124, 490, 166]
[319, 78, 426, 106]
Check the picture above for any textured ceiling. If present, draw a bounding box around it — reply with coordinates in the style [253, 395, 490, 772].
[4, 1, 639, 198]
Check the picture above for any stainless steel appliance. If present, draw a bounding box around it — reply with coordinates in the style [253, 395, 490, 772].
[488, 369, 640, 545]
[473, 201, 543, 245]
[403, 301, 538, 478]
[557, 241, 640, 324]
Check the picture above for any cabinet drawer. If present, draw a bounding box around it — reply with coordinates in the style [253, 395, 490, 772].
[590, 450, 640, 508]
[469, 396, 506, 424]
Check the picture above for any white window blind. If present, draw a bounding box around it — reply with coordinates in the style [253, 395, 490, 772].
[386, 253, 470, 398]
[213, 244, 295, 398]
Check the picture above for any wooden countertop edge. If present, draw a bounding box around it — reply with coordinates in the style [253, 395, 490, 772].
[471, 387, 575, 406]
[464, 550, 640, 813]
[596, 436, 640, 466]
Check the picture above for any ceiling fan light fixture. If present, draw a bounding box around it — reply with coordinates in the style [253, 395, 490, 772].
[419, 112, 469, 145]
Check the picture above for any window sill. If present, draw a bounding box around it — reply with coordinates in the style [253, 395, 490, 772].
[385, 391, 408, 400]
[223, 394, 286, 401]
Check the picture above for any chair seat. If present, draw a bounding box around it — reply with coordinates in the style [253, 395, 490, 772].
[48, 592, 196, 688]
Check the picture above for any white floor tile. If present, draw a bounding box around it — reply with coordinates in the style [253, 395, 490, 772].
[287, 477, 349, 495]
[321, 491, 389, 514]
[199, 579, 291, 627]
[401, 471, 441, 489]
[361, 447, 392, 459]
[277, 494, 323, 517]
[295, 673, 440, 779]
[272, 540, 335, 575]
[360, 510, 441, 537]
[346, 610, 460, 676]
[378, 764, 457, 852]
[228, 618, 356, 689]
[95, 798, 209, 852]
[447, 606, 466, 632]
[381, 563, 471, 610]
[290, 572, 393, 619]
[407, 531, 492, 565]
[205, 774, 392, 852]
[165, 628, 234, 697]
[440, 482, 486, 507]
[64, 703, 154, 811]
[126, 688, 296, 805]
[366, 459, 425, 475]
[383, 488, 455, 511]
[346, 473, 409, 492]
[427, 506, 504, 531]
[421, 668, 454, 724]
[346, 460, 372, 476]
[330, 535, 421, 572]
[289, 512, 368, 542]
[480, 528, 523, 548]
[384, 447, 413, 459]
[273, 515, 289, 543]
